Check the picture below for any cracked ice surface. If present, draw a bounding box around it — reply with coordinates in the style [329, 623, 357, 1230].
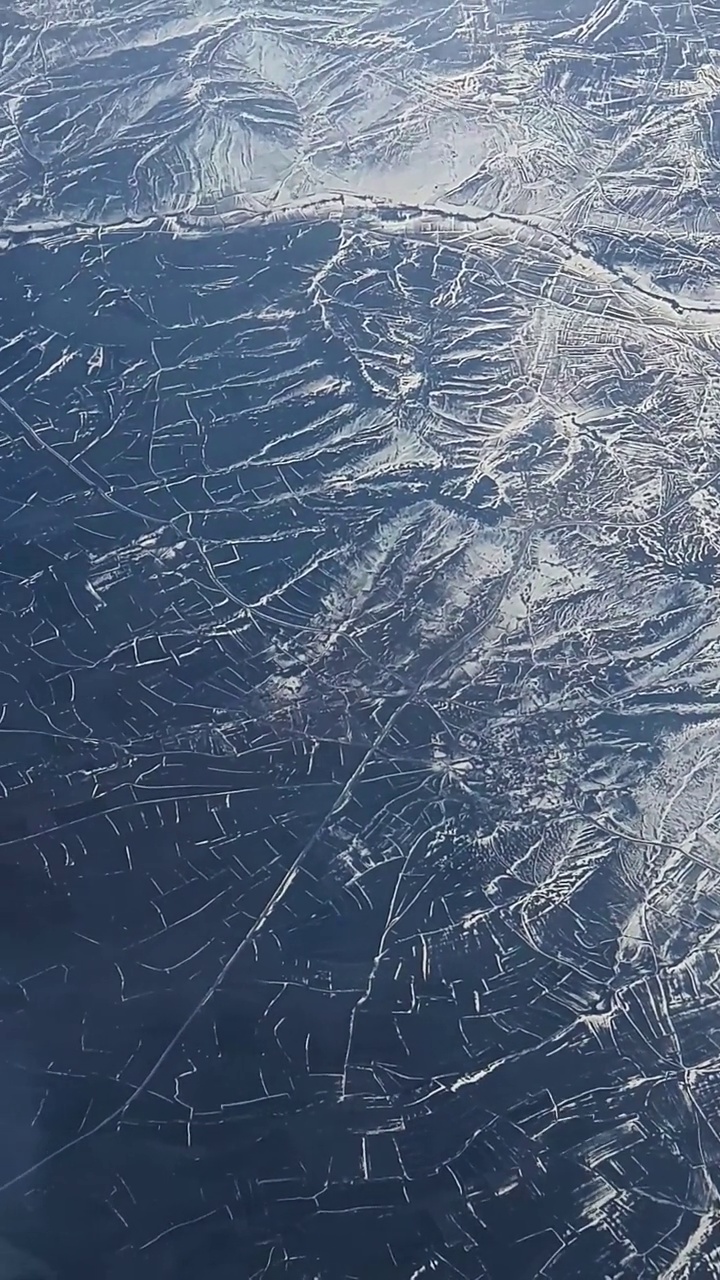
[0, 1, 720, 1279]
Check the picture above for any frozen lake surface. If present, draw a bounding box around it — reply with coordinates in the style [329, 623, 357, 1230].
[0, 2, 719, 1277]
